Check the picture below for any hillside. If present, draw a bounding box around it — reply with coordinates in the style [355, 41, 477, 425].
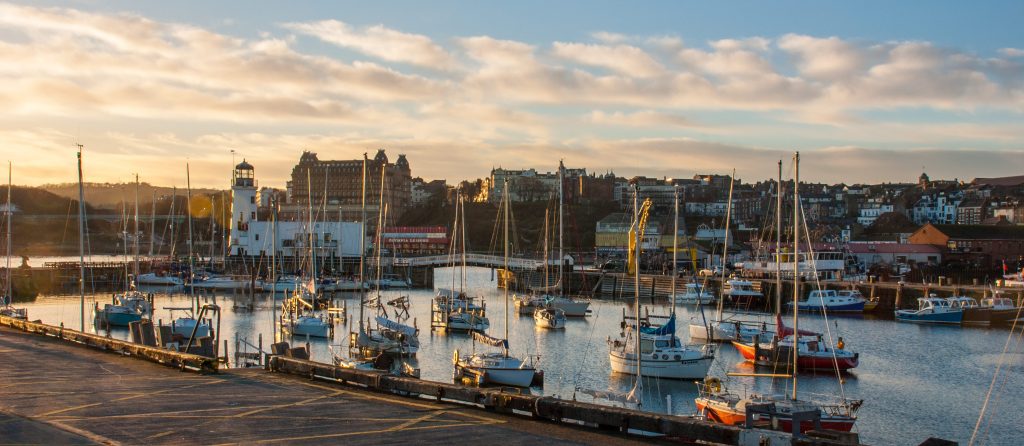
[40, 182, 225, 208]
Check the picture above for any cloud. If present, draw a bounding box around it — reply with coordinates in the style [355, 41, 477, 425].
[0, 3, 1021, 188]
[552, 42, 665, 77]
[282, 19, 455, 70]
[778, 34, 866, 80]
[588, 110, 697, 128]
[999, 48, 1024, 57]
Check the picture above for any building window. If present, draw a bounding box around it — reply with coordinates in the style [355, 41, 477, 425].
[255, 234, 259, 241]
[251, 211, 256, 219]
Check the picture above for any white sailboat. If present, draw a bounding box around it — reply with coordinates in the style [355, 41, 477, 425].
[608, 185, 715, 381]
[456, 181, 539, 388]
[0, 163, 26, 320]
[168, 164, 210, 337]
[282, 168, 331, 339]
[688, 168, 772, 342]
[433, 192, 489, 332]
[516, 161, 591, 317]
[533, 306, 566, 329]
[355, 159, 419, 355]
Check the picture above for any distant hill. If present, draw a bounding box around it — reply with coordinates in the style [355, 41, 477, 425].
[40, 182, 225, 209]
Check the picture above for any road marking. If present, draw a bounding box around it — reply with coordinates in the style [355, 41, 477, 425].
[212, 421, 500, 445]
[35, 380, 219, 417]
[232, 390, 344, 418]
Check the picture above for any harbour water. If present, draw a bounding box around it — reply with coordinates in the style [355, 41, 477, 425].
[15, 266, 1023, 445]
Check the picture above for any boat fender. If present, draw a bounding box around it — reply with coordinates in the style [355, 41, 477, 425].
[837, 337, 845, 350]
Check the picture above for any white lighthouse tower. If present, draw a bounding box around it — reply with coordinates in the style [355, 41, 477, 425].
[229, 160, 257, 256]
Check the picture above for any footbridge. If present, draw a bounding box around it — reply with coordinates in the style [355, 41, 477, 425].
[392, 253, 549, 270]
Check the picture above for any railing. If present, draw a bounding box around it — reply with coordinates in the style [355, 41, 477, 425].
[389, 253, 540, 269]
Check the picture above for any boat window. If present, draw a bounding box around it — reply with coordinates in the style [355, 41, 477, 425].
[655, 340, 670, 348]
[640, 339, 655, 353]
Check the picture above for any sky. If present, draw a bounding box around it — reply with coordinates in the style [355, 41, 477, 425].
[0, 1, 1022, 188]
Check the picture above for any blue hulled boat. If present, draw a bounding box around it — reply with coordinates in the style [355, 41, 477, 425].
[895, 297, 963, 325]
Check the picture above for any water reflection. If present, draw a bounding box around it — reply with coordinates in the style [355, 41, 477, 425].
[15, 266, 1024, 445]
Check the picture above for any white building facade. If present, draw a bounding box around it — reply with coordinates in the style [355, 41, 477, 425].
[229, 161, 364, 258]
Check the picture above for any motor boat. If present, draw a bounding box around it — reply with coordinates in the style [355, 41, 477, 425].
[790, 289, 865, 313]
[895, 297, 962, 324]
[947, 296, 991, 326]
[136, 272, 183, 286]
[675, 283, 715, 305]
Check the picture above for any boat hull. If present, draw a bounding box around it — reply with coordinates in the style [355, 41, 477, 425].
[696, 399, 856, 433]
[100, 311, 142, 327]
[795, 301, 865, 312]
[550, 300, 590, 317]
[894, 310, 962, 324]
[608, 351, 714, 379]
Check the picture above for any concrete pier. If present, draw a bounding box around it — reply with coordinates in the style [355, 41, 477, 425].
[0, 325, 645, 445]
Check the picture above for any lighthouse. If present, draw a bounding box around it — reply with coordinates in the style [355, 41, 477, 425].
[229, 160, 257, 256]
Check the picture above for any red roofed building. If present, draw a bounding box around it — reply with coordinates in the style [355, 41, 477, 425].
[847, 242, 942, 267]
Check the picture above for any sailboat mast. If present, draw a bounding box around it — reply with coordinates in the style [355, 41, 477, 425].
[271, 196, 277, 341]
[134, 174, 140, 285]
[543, 208, 549, 288]
[5, 163, 11, 303]
[307, 168, 316, 294]
[76, 146, 86, 331]
[209, 198, 216, 266]
[359, 154, 367, 330]
[792, 152, 800, 400]
[503, 180, 510, 349]
[149, 191, 156, 257]
[671, 186, 679, 316]
[187, 164, 195, 312]
[632, 183, 643, 402]
[557, 161, 564, 297]
[776, 160, 782, 314]
[168, 187, 177, 258]
[375, 163, 386, 296]
[716, 169, 735, 321]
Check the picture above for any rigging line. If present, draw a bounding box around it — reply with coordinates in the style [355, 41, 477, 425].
[977, 322, 1024, 446]
[970, 306, 1024, 446]
[799, 197, 847, 400]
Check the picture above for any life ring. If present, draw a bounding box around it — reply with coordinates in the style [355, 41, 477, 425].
[706, 377, 722, 393]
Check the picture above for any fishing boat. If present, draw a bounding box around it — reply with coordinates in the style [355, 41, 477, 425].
[94, 293, 144, 327]
[980, 293, 1024, 325]
[455, 182, 541, 388]
[789, 289, 866, 313]
[609, 188, 715, 381]
[533, 306, 566, 329]
[675, 282, 715, 305]
[723, 278, 764, 306]
[895, 297, 963, 324]
[946, 296, 991, 326]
